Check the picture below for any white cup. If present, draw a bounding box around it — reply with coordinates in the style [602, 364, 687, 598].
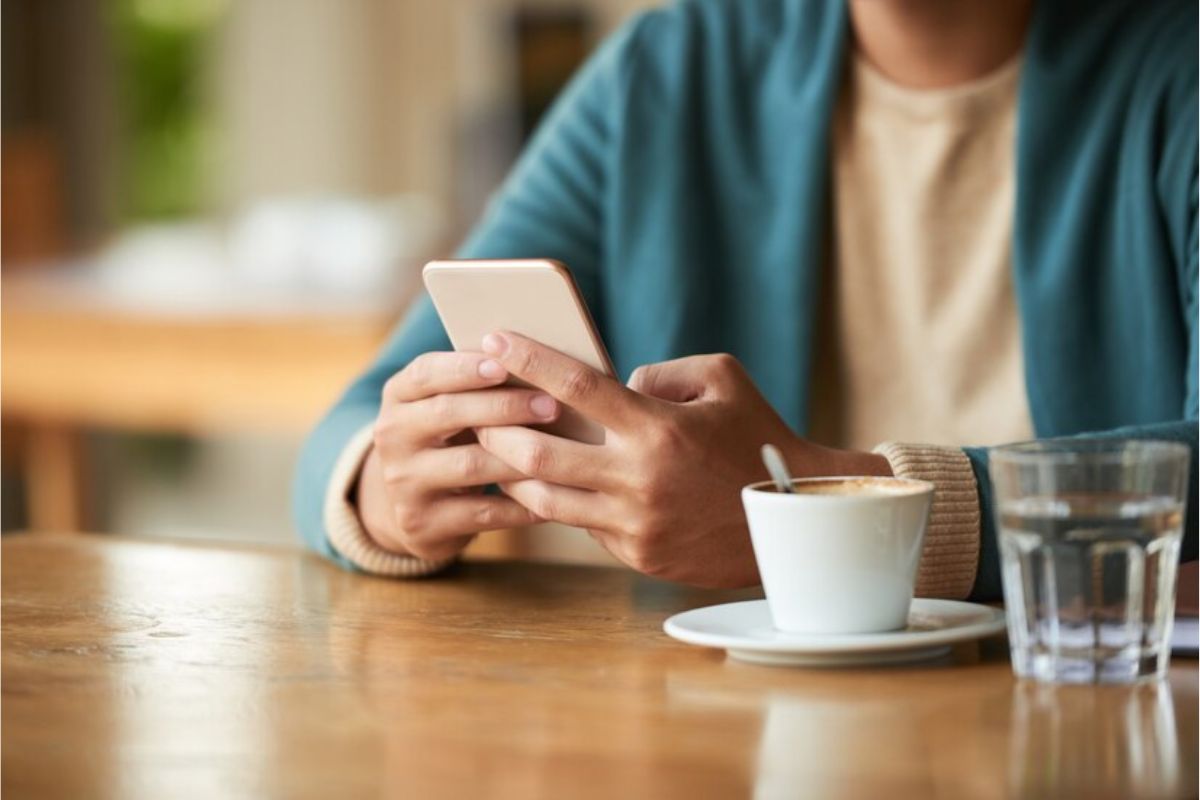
[741, 476, 934, 634]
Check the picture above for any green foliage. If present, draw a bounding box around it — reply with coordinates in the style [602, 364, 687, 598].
[109, 0, 226, 220]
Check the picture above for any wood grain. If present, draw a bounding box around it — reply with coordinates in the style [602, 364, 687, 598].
[2, 534, 1196, 799]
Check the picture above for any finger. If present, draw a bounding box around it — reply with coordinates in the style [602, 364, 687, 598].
[627, 354, 740, 402]
[409, 444, 528, 491]
[476, 426, 618, 491]
[400, 388, 560, 442]
[384, 351, 509, 403]
[481, 331, 647, 430]
[627, 358, 709, 402]
[499, 479, 614, 530]
[393, 495, 541, 560]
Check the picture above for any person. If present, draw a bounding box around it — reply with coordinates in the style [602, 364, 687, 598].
[293, 0, 1197, 599]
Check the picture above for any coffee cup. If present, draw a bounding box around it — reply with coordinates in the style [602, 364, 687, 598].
[741, 476, 934, 634]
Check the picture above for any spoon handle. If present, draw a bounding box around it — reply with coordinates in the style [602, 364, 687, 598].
[760, 444, 796, 494]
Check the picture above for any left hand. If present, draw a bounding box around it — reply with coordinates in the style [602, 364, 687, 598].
[475, 332, 892, 588]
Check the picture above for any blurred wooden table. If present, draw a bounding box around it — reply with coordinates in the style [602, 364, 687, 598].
[0, 272, 398, 531]
[0, 294, 393, 435]
[3, 535, 1196, 799]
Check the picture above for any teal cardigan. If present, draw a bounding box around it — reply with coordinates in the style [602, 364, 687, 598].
[294, 0, 1198, 599]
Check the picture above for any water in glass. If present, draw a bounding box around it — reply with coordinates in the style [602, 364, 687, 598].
[999, 493, 1184, 683]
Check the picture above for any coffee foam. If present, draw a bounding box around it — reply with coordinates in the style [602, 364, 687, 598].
[765, 478, 925, 497]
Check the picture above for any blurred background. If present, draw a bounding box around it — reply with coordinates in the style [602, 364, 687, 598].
[2, 0, 652, 556]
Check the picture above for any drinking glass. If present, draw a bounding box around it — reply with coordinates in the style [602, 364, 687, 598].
[990, 440, 1190, 683]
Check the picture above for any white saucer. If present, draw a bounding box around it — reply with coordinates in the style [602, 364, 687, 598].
[664, 598, 1006, 667]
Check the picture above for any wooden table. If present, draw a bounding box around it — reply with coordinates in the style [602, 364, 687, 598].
[3, 535, 1196, 799]
[1, 271, 400, 531]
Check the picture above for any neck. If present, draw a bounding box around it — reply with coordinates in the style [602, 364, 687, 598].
[848, 0, 1033, 89]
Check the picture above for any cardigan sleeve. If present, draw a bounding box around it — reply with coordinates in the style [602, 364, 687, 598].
[874, 443, 982, 601]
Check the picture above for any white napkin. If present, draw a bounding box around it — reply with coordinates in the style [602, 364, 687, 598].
[1171, 616, 1198, 655]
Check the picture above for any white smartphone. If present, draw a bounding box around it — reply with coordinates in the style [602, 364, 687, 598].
[422, 258, 615, 444]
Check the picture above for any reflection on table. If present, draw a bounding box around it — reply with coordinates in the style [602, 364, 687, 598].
[1009, 678, 1190, 799]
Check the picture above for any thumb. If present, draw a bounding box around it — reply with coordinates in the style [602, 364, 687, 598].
[626, 356, 716, 403]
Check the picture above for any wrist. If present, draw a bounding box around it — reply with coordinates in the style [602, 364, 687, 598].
[852, 451, 894, 477]
[787, 440, 894, 479]
[836, 449, 893, 477]
[354, 446, 411, 555]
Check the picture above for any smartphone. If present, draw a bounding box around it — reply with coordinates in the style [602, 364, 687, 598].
[422, 258, 615, 444]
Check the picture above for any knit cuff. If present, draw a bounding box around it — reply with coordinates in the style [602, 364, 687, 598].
[873, 442, 981, 600]
[324, 424, 456, 578]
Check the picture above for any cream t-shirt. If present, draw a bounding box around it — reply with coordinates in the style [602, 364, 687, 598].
[810, 54, 1034, 451]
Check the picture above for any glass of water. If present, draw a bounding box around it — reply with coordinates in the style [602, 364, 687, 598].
[990, 440, 1190, 684]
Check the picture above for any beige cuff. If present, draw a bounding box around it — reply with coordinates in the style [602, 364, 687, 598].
[324, 424, 456, 578]
[873, 442, 981, 600]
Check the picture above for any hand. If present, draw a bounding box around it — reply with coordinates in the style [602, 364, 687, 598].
[475, 332, 892, 588]
[356, 351, 563, 560]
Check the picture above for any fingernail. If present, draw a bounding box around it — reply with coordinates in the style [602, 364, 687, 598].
[482, 332, 508, 356]
[530, 394, 557, 419]
[478, 359, 506, 380]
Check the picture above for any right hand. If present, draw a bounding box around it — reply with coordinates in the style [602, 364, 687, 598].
[355, 351, 561, 560]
